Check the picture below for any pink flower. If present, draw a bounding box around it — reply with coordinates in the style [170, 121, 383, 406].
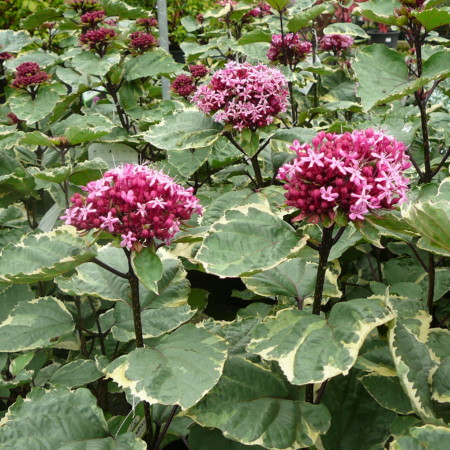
[245, 2, 272, 19]
[121, 231, 137, 249]
[319, 34, 354, 55]
[11, 62, 50, 90]
[320, 186, 339, 202]
[277, 129, 411, 224]
[129, 31, 158, 53]
[189, 64, 209, 79]
[100, 212, 120, 232]
[136, 17, 158, 32]
[61, 164, 203, 250]
[267, 33, 312, 66]
[79, 27, 116, 54]
[171, 74, 196, 98]
[0, 52, 14, 61]
[192, 61, 288, 130]
[80, 10, 105, 27]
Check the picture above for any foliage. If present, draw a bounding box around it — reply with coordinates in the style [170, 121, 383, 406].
[0, 0, 449, 449]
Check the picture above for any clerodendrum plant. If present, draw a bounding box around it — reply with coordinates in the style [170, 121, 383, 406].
[0, 0, 450, 449]
[61, 163, 203, 447]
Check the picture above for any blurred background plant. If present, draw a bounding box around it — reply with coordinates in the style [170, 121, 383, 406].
[0, 0, 64, 29]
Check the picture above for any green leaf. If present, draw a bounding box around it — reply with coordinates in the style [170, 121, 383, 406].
[242, 258, 341, 299]
[431, 356, 450, 403]
[186, 357, 331, 449]
[69, 159, 110, 186]
[112, 249, 196, 341]
[359, 373, 414, 414]
[0, 226, 96, 284]
[56, 245, 129, 302]
[237, 30, 272, 45]
[421, 50, 450, 82]
[0, 296, 74, 352]
[49, 360, 103, 388]
[413, 8, 450, 32]
[402, 200, 450, 257]
[167, 147, 212, 178]
[189, 426, 265, 450]
[324, 22, 369, 38]
[200, 189, 266, 226]
[0, 284, 35, 323]
[265, 0, 289, 12]
[359, 0, 400, 26]
[197, 204, 307, 277]
[0, 387, 145, 448]
[202, 316, 265, 357]
[19, 131, 54, 147]
[143, 111, 223, 150]
[125, 50, 182, 81]
[102, 0, 146, 19]
[52, 113, 115, 138]
[354, 45, 450, 111]
[21, 8, 63, 30]
[353, 45, 412, 111]
[288, 4, 332, 32]
[131, 248, 163, 294]
[71, 52, 120, 77]
[31, 166, 70, 184]
[105, 324, 227, 409]
[247, 298, 395, 385]
[9, 85, 60, 125]
[388, 316, 441, 424]
[321, 370, 397, 450]
[391, 425, 450, 450]
[0, 30, 32, 53]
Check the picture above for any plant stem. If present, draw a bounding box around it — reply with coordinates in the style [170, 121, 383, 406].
[250, 155, 263, 188]
[427, 254, 435, 316]
[314, 379, 328, 405]
[415, 90, 432, 182]
[288, 81, 297, 126]
[406, 242, 428, 273]
[312, 225, 335, 316]
[154, 405, 179, 449]
[431, 146, 450, 178]
[306, 224, 344, 404]
[88, 297, 106, 355]
[74, 297, 88, 358]
[91, 257, 130, 279]
[124, 249, 154, 446]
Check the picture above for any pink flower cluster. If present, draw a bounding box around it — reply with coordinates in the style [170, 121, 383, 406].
[319, 34, 354, 54]
[189, 64, 208, 79]
[136, 17, 158, 32]
[171, 74, 196, 98]
[80, 10, 105, 26]
[192, 61, 288, 130]
[0, 52, 13, 61]
[277, 129, 411, 223]
[42, 21, 56, 30]
[61, 164, 203, 249]
[267, 33, 312, 66]
[171, 66, 208, 98]
[79, 27, 115, 53]
[129, 31, 158, 53]
[246, 2, 271, 18]
[11, 62, 50, 89]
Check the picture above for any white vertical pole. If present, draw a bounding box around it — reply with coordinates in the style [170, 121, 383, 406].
[157, 0, 171, 100]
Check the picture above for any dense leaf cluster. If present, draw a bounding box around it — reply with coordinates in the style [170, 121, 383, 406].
[0, 0, 449, 449]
